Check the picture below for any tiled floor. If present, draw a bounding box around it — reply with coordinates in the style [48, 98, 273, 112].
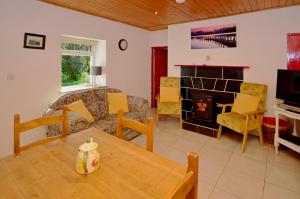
[131, 113, 300, 199]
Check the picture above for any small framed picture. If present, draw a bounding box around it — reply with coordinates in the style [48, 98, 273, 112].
[23, 33, 46, 49]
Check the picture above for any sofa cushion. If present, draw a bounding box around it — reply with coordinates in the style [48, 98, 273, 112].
[66, 99, 95, 123]
[46, 110, 90, 137]
[107, 93, 129, 114]
[87, 101, 108, 120]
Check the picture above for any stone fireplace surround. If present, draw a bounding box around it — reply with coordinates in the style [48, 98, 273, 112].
[178, 64, 249, 137]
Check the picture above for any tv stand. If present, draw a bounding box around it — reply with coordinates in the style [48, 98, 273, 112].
[278, 103, 300, 113]
[274, 105, 300, 154]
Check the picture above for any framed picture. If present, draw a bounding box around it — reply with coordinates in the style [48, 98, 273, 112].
[191, 24, 236, 49]
[23, 33, 46, 49]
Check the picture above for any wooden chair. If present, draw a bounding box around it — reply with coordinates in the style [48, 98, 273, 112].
[156, 77, 182, 128]
[166, 152, 199, 199]
[14, 107, 68, 154]
[217, 83, 267, 152]
[116, 110, 154, 152]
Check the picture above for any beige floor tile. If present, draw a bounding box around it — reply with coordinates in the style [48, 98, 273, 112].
[209, 188, 240, 199]
[154, 132, 180, 146]
[266, 164, 300, 194]
[263, 183, 300, 199]
[206, 133, 239, 153]
[169, 137, 203, 153]
[226, 154, 267, 180]
[178, 130, 210, 146]
[197, 144, 233, 168]
[199, 161, 225, 185]
[153, 142, 170, 155]
[198, 180, 214, 199]
[268, 148, 300, 173]
[155, 144, 188, 165]
[216, 168, 264, 199]
[233, 136, 270, 163]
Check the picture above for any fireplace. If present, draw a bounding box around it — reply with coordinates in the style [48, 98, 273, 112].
[178, 64, 248, 137]
[190, 92, 214, 123]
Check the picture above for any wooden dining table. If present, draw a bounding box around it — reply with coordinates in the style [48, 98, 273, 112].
[0, 127, 188, 199]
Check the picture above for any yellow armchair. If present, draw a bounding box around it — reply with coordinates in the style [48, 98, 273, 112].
[156, 77, 182, 127]
[217, 82, 267, 152]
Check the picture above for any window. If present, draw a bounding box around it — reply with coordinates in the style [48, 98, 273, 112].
[61, 42, 93, 87]
[60, 35, 106, 91]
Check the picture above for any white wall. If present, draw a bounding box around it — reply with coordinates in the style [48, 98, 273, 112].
[0, 0, 153, 157]
[149, 29, 168, 47]
[168, 6, 300, 117]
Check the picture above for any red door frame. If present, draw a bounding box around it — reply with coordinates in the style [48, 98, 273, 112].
[151, 46, 168, 108]
[287, 33, 300, 70]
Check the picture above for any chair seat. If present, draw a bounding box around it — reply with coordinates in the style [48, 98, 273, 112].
[157, 102, 181, 114]
[217, 112, 258, 133]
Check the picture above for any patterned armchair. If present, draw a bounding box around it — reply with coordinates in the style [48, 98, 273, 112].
[216, 82, 267, 152]
[156, 77, 182, 127]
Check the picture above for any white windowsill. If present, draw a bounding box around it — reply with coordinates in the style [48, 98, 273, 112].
[60, 84, 103, 93]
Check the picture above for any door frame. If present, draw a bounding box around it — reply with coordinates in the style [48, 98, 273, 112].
[287, 32, 300, 70]
[151, 46, 168, 108]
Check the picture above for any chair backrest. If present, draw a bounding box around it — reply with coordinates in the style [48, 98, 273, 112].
[14, 107, 68, 154]
[166, 152, 199, 199]
[159, 77, 180, 103]
[240, 82, 267, 112]
[160, 77, 180, 88]
[116, 110, 154, 152]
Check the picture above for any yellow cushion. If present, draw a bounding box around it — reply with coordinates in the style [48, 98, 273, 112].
[66, 100, 95, 123]
[107, 93, 129, 114]
[231, 93, 260, 115]
[160, 87, 179, 102]
[217, 112, 258, 133]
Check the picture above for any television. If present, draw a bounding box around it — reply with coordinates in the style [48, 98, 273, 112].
[276, 69, 300, 107]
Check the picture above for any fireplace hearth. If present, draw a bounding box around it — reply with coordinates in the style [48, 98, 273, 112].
[179, 65, 247, 137]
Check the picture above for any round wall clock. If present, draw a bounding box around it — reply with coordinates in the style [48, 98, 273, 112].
[118, 39, 128, 51]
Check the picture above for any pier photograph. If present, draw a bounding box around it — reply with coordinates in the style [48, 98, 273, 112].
[191, 24, 237, 49]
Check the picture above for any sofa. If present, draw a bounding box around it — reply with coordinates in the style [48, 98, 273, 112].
[45, 86, 149, 140]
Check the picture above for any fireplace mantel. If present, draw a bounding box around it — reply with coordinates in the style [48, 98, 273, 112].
[175, 64, 250, 68]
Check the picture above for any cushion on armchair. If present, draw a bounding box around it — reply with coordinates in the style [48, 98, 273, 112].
[160, 87, 179, 102]
[231, 93, 260, 115]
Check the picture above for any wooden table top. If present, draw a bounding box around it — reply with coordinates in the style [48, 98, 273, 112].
[0, 128, 186, 199]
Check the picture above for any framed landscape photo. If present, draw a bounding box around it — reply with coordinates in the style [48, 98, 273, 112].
[23, 33, 46, 49]
[191, 24, 237, 49]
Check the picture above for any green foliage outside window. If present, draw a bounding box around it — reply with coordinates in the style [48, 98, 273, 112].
[61, 43, 92, 87]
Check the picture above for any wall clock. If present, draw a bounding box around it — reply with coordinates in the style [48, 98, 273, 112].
[118, 39, 128, 51]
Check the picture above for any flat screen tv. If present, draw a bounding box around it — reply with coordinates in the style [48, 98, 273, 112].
[276, 69, 300, 107]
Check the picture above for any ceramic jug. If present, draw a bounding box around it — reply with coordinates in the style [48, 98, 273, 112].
[76, 138, 100, 174]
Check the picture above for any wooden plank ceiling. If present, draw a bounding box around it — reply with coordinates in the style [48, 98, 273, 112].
[40, 0, 300, 30]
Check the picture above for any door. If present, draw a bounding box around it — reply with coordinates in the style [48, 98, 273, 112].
[151, 47, 168, 108]
[288, 33, 300, 70]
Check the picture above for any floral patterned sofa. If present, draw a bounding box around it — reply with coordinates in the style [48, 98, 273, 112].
[45, 87, 149, 140]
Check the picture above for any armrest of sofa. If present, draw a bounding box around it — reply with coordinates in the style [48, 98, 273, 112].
[127, 96, 150, 122]
[45, 108, 90, 137]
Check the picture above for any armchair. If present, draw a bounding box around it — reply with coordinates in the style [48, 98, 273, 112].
[217, 82, 267, 152]
[156, 77, 182, 127]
